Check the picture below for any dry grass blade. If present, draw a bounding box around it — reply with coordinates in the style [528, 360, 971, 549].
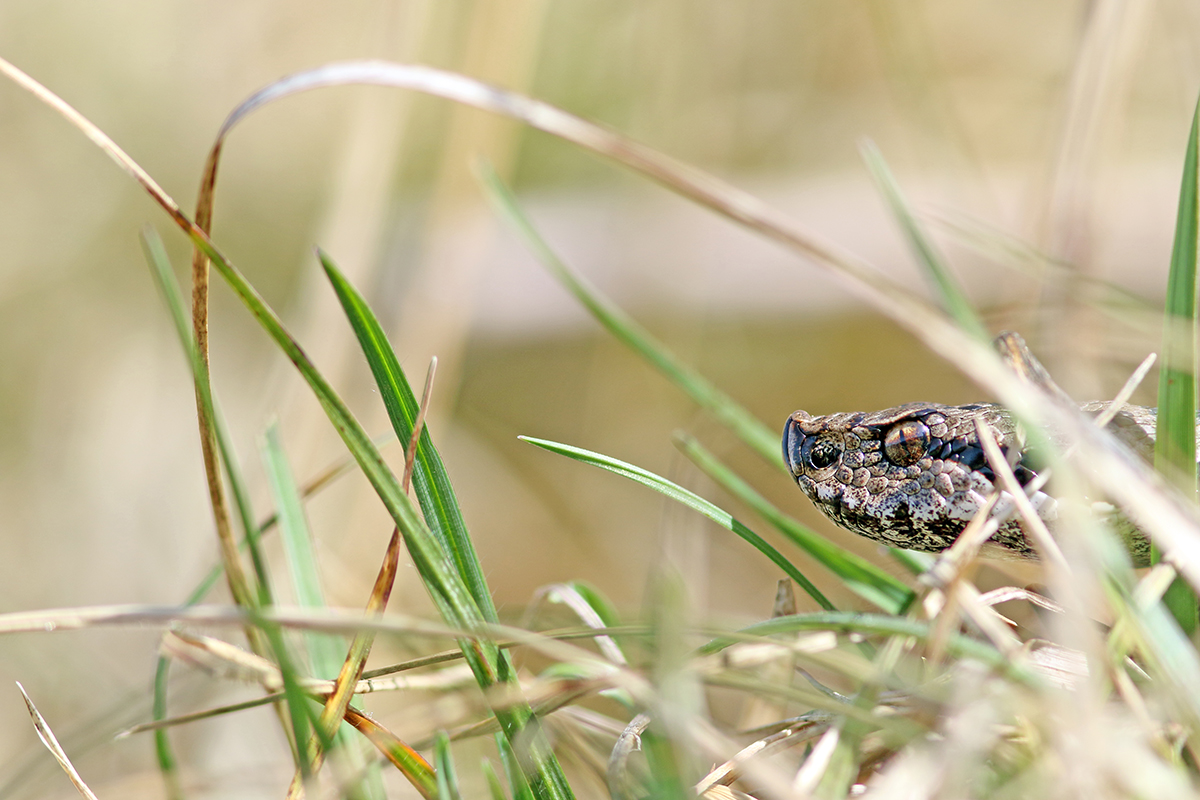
[791, 726, 840, 796]
[975, 419, 1070, 574]
[200, 61, 959, 355]
[160, 630, 281, 687]
[287, 529, 402, 798]
[607, 713, 651, 800]
[0, 57, 259, 619]
[403, 356, 438, 493]
[8, 54, 1200, 588]
[17, 683, 101, 800]
[522, 584, 627, 666]
[285, 354, 437, 792]
[117, 695, 285, 739]
[694, 718, 832, 794]
[1095, 352, 1158, 428]
[119, 663, 477, 738]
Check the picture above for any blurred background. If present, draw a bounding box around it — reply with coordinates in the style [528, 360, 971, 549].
[1, 0, 1199, 796]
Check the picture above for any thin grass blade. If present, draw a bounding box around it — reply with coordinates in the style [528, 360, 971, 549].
[318, 250, 498, 624]
[262, 423, 347, 673]
[673, 432, 914, 614]
[496, 734, 536, 800]
[344, 708, 438, 800]
[262, 424, 385, 800]
[860, 140, 989, 341]
[480, 167, 783, 468]
[308, 253, 572, 799]
[142, 226, 275, 786]
[520, 436, 833, 611]
[17, 683, 100, 800]
[483, 759, 510, 800]
[140, 228, 267, 609]
[1156, 95, 1200, 634]
[700, 611, 1036, 684]
[434, 732, 463, 800]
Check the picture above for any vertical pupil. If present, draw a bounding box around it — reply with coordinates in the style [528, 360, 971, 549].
[884, 420, 931, 466]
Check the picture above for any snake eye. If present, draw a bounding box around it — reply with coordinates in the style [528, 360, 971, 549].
[884, 419, 931, 466]
[805, 440, 842, 471]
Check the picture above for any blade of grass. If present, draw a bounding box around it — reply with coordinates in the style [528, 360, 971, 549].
[140, 229, 269, 611]
[671, 432, 914, 614]
[317, 252, 575, 800]
[496, 733, 536, 800]
[699, 611, 1038, 685]
[483, 170, 930, 585]
[263, 424, 385, 800]
[317, 251, 497, 623]
[479, 167, 782, 468]
[17, 683, 101, 800]
[344, 708, 438, 800]
[148, 432, 395, 800]
[287, 528, 399, 799]
[262, 422, 347, 673]
[520, 436, 833, 611]
[1155, 94, 1200, 635]
[143, 226, 280, 788]
[434, 732, 463, 800]
[168, 177, 552, 796]
[860, 140, 989, 342]
[156, 167, 562, 795]
[12, 56, 1200, 598]
[483, 759, 510, 800]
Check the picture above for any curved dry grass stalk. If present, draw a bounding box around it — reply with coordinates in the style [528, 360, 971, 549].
[6, 50, 1200, 798]
[4, 54, 1197, 596]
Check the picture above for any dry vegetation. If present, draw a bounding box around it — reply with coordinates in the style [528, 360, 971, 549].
[3, 4, 1200, 799]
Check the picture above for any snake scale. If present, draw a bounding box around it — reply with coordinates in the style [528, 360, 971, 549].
[782, 399, 1164, 566]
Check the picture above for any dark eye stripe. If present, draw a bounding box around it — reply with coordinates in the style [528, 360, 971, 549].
[883, 420, 930, 467]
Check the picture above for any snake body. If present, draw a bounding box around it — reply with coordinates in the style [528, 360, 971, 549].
[782, 401, 1162, 565]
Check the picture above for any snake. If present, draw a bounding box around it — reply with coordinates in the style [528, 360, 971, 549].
[782, 400, 1161, 566]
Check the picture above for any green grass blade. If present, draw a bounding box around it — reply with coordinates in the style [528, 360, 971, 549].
[700, 611, 1037, 684]
[1155, 95, 1200, 634]
[673, 433, 914, 614]
[481, 167, 783, 469]
[496, 734, 536, 800]
[301, 254, 572, 800]
[434, 733, 463, 800]
[151, 657, 182, 800]
[261, 423, 384, 799]
[887, 548, 935, 576]
[483, 759, 510, 800]
[140, 228, 271, 607]
[142, 227, 280, 787]
[318, 250, 498, 624]
[143, 205, 572, 798]
[261, 422, 346, 673]
[860, 140, 989, 342]
[520, 436, 834, 611]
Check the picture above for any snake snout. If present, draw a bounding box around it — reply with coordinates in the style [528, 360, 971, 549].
[783, 411, 823, 478]
[783, 414, 805, 476]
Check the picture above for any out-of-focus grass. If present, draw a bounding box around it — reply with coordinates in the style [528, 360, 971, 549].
[3, 4, 1200, 799]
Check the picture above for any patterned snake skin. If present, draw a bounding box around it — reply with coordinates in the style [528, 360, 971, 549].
[782, 401, 1160, 565]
